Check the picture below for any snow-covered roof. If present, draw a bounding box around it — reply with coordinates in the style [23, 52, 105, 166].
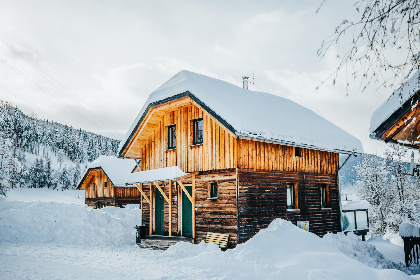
[399, 222, 420, 238]
[119, 70, 363, 156]
[342, 200, 369, 211]
[370, 72, 420, 137]
[125, 166, 187, 185]
[78, 156, 137, 188]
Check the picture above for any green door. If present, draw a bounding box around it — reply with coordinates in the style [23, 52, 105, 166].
[182, 185, 193, 237]
[155, 190, 165, 235]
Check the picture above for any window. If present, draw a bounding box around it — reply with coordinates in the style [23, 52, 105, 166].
[168, 124, 176, 149]
[320, 184, 330, 208]
[209, 182, 218, 198]
[106, 202, 111, 206]
[193, 118, 203, 145]
[104, 182, 107, 188]
[287, 183, 298, 209]
[295, 147, 302, 157]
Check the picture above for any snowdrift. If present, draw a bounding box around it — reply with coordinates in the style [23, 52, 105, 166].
[0, 189, 140, 246]
[164, 219, 411, 279]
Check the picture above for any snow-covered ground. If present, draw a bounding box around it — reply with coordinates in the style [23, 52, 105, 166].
[0, 188, 418, 279]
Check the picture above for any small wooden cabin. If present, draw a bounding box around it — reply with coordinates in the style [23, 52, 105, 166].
[119, 70, 363, 248]
[370, 73, 420, 151]
[77, 156, 140, 208]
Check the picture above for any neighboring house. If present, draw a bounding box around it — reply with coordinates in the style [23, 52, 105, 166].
[77, 156, 140, 208]
[119, 70, 363, 248]
[370, 72, 420, 149]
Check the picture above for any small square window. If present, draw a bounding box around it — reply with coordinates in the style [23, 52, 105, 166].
[168, 125, 176, 149]
[104, 182, 108, 188]
[193, 118, 203, 145]
[287, 183, 298, 209]
[320, 184, 330, 208]
[295, 147, 302, 157]
[209, 182, 218, 198]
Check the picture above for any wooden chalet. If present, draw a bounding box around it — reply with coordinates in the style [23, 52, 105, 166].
[77, 156, 140, 208]
[119, 70, 363, 248]
[370, 73, 420, 150]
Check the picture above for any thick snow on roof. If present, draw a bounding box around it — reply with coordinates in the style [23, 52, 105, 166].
[342, 200, 369, 210]
[85, 156, 137, 187]
[399, 222, 420, 238]
[370, 72, 420, 134]
[125, 166, 187, 185]
[119, 70, 363, 155]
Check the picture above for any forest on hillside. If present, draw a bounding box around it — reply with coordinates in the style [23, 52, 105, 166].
[0, 101, 119, 195]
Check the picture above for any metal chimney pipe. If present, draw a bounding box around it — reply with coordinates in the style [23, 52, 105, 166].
[242, 76, 249, 90]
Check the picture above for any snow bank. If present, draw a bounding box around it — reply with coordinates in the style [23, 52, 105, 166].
[400, 222, 420, 238]
[0, 189, 140, 246]
[163, 219, 411, 279]
[323, 232, 405, 271]
[119, 70, 363, 155]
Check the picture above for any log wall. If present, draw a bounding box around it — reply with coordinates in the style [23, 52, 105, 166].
[237, 169, 340, 244]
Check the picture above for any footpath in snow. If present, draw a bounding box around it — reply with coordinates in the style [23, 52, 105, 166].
[0, 188, 417, 280]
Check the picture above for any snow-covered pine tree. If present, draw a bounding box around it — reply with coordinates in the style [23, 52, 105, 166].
[357, 144, 420, 234]
[356, 153, 392, 234]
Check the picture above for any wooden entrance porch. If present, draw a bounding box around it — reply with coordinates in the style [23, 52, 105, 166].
[125, 166, 198, 248]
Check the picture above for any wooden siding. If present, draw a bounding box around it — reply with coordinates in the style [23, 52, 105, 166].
[237, 169, 340, 244]
[237, 138, 339, 175]
[139, 100, 237, 172]
[192, 169, 238, 248]
[128, 97, 338, 175]
[83, 169, 140, 200]
[139, 169, 238, 247]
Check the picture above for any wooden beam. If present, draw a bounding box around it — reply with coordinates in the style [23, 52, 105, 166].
[177, 181, 193, 203]
[192, 174, 196, 239]
[177, 171, 199, 182]
[154, 182, 170, 203]
[135, 184, 151, 205]
[169, 180, 172, 237]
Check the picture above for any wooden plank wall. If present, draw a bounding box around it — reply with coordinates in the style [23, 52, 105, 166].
[114, 187, 141, 198]
[140, 103, 237, 173]
[191, 169, 238, 248]
[237, 139, 339, 175]
[139, 170, 238, 247]
[237, 169, 340, 243]
[83, 169, 140, 200]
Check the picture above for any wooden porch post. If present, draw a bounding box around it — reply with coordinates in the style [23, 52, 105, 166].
[150, 184, 153, 235]
[169, 180, 172, 236]
[192, 174, 196, 239]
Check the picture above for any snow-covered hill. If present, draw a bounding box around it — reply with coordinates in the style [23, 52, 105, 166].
[0, 101, 119, 195]
[0, 188, 416, 280]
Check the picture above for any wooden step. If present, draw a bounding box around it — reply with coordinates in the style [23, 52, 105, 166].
[138, 235, 193, 250]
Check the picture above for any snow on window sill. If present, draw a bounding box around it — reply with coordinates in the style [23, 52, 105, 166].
[321, 207, 332, 211]
[207, 197, 218, 200]
[190, 143, 203, 147]
[166, 148, 176, 152]
[287, 209, 300, 212]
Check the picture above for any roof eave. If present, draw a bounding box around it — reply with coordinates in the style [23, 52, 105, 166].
[371, 91, 420, 147]
[118, 91, 236, 157]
